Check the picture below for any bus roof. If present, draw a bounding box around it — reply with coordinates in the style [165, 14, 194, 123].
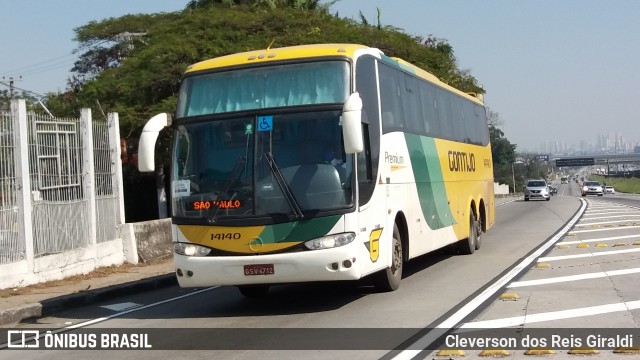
[185, 43, 372, 73]
[185, 43, 483, 104]
[390, 57, 484, 104]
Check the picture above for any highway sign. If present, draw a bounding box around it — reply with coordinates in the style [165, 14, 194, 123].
[555, 157, 595, 167]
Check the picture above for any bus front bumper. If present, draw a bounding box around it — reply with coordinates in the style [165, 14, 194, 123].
[172, 243, 364, 287]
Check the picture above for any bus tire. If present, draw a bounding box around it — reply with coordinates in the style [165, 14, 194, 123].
[458, 211, 478, 255]
[475, 214, 482, 250]
[373, 224, 403, 292]
[237, 284, 270, 298]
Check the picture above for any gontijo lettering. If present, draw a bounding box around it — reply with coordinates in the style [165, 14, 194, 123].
[448, 150, 476, 172]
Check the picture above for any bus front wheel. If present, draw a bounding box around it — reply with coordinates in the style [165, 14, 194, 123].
[373, 224, 403, 292]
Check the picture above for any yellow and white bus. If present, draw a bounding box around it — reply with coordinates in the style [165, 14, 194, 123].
[138, 44, 495, 297]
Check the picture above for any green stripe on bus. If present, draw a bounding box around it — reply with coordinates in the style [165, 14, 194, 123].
[253, 215, 342, 244]
[405, 134, 455, 230]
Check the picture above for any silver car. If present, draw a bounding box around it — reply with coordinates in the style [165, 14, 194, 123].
[524, 179, 551, 201]
[582, 181, 603, 196]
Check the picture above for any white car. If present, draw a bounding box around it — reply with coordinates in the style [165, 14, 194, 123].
[582, 181, 603, 197]
[604, 186, 615, 194]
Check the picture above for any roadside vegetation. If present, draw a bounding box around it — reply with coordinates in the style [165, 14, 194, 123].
[590, 175, 640, 194]
[0, 0, 520, 205]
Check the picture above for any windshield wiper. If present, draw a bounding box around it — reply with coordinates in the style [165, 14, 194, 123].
[263, 152, 304, 218]
[208, 156, 246, 222]
[220, 156, 247, 198]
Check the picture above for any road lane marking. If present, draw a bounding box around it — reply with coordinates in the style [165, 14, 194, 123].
[578, 219, 640, 226]
[585, 209, 627, 213]
[581, 214, 639, 220]
[64, 286, 219, 329]
[101, 302, 141, 312]
[570, 225, 640, 234]
[0, 286, 220, 350]
[538, 247, 640, 262]
[586, 206, 626, 210]
[496, 198, 517, 207]
[508, 267, 640, 288]
[460, 300, 640, 328]
[389, 199, 587, 360]
[558, 234, 640, 245]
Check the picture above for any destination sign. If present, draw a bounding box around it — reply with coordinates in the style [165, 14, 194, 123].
[555, 158, 595, 167]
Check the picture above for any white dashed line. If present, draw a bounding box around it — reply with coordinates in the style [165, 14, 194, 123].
[388, 199, 587, 360]
[570, 225, 640, 234]
[558, 234, 640, 245]
[581, 214, 639, 220]
[538, 247, 640, 262]
[577, 219, 640, 226]
[509, 267, 640, 288]
[461, 300, 640, 328]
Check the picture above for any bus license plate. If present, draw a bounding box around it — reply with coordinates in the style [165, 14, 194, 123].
[244, 264, 274, 276]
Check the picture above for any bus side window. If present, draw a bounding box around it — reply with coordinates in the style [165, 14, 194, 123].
[355, 55, 381, 206]
[382, 111, 395, 129]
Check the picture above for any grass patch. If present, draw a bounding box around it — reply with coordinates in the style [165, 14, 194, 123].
[590, 175, 640, 194]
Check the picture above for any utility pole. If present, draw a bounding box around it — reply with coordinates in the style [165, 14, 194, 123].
[1, 76, 23, 98]
[512, 163, 516, 194]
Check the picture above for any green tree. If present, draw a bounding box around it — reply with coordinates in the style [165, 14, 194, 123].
[487, 109, 517, 191]
[490, 126, 518, 190]
[518, 153, 551, 182]
[185, 0, 335, 11]
[41, 2, 492, 204]
[50, 3, 484, 137]
[0, 88, 51, 113]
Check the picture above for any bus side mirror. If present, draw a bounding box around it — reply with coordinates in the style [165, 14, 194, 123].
[138, 113, 171, 172]
[342, 92, 364, 154]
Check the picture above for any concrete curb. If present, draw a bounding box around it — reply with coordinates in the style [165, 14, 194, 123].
[0, 273, 177, 326]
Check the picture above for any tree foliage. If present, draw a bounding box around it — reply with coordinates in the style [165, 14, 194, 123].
[45, 2, 485, 138]
[487, 109, 517, 191]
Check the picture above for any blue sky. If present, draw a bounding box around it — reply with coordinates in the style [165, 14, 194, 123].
[1, 0, 639, 151]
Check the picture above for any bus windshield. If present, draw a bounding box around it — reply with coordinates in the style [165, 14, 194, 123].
[177, 61, 350, 117]
[171, 110, 353, 221]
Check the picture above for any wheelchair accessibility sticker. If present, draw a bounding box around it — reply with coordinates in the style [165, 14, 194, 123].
[258, 116, 273, 132]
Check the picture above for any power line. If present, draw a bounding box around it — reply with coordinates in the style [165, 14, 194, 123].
[1, 39, 112, 76]
[0, 79, 46, 99]
[18, 59, 77, 76]
[0, 80, 55, 117]
[0, 76, 23, 99]
[1, 52, 76, 74]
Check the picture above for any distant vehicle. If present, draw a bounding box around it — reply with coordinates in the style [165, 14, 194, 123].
[582, 181, 603, 197]
[561, 177, 568, 184]
[524, 179, 551, 201]
[605, 186, 615, 194]
[549, 186, 558, 195]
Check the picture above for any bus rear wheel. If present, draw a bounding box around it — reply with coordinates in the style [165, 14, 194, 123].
[373, 224, 403, 292]
[458, 211, 479, 255]
[237, 284, 270, 298]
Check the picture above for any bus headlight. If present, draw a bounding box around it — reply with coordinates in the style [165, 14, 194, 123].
[304, 233, 355, 250]
[174, 243, 211, 257]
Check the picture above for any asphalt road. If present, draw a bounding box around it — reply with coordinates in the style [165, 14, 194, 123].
[5, 183, 640, 359]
